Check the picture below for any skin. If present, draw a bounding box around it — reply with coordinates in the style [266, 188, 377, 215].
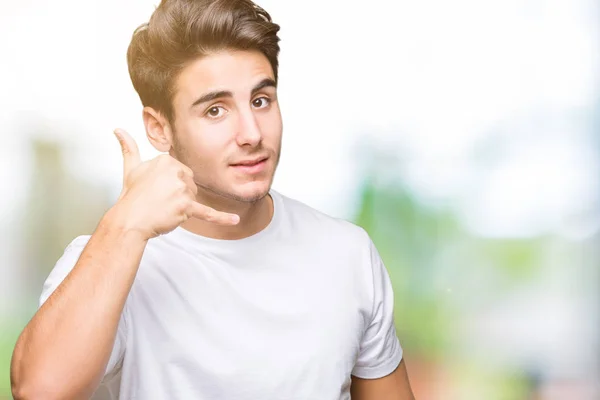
[351, 360, 416, 400]
[143, 49, 283, 240]
[10, 49, 414, 399]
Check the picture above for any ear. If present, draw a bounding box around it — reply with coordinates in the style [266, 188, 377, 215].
[142, 106, 173, 153]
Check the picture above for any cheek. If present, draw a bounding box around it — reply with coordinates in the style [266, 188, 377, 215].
[258, 110, 283, 142]
[180, 119, 233, 153]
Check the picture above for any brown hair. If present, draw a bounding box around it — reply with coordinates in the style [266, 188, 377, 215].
[126, 0, 281, 123]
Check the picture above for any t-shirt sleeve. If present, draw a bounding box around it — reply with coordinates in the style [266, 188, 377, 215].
[351, 236, 403, 379]
[39, 235, 127, 379]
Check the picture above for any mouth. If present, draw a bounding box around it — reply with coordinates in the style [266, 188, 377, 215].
[230, 156, 269, 174]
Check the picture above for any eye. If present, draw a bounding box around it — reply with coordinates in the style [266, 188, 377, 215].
[252, 97, 271, 109]
[206, 106, 226, 119]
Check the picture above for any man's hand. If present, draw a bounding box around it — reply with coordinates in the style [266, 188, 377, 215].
[113, 128, 239, 240]
[351, 360, 416, 400]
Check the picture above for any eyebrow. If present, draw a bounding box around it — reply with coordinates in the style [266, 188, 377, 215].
[191, 78, 277, 108]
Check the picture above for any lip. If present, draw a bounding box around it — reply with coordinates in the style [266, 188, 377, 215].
[230, 157, 268, 174]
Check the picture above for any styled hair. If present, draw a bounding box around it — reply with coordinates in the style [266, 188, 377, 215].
[126, 0, 281, 123]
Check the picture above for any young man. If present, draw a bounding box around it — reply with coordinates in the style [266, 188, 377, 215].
[11, 0, 415, 399]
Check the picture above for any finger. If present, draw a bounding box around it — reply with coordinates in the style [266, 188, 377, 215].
[174, 161, 193, 178]
[114, 128, 142, 176]
[187, 202, 240, 225]
[182, 174, 198, 195]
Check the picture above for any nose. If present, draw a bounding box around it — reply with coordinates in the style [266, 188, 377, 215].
[235, 107, 262, 147]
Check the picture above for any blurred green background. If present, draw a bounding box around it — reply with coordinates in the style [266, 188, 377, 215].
[1, 0, 599, 399]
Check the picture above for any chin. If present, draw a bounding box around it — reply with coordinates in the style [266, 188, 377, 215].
[226, 181, 272, 203]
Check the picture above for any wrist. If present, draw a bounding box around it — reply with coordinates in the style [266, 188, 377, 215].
[100, 204, 150, 243]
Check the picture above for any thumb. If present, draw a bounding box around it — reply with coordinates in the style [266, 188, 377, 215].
[114, 128, 141, 176]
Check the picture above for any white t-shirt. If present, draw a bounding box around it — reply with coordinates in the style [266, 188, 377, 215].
[40, 189, 403, 400]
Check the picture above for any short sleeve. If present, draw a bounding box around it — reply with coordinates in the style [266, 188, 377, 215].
[351, 236, 403, 379]
[39, 235, 127, 379]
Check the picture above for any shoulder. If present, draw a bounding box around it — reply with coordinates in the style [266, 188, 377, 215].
[275, 190, 371, 248]
[54, 235, 92, 269]
[40, 235, 92, 306]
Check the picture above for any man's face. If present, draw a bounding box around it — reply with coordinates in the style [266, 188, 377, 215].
[168, 49, 282, 203]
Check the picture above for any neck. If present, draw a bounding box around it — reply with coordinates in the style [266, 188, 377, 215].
[180, 189, 274, 240]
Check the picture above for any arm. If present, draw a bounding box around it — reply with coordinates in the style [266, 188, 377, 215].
[351, 359, 415, 400]
[10, 129, 239, 400]
[10, 209, 147, 400]
[351, 231, 414, 399]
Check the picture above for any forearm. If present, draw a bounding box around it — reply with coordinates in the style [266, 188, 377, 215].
[11, 206, 147, 400]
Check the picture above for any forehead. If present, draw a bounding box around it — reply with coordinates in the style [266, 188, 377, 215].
[174, 50, 275, 103]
